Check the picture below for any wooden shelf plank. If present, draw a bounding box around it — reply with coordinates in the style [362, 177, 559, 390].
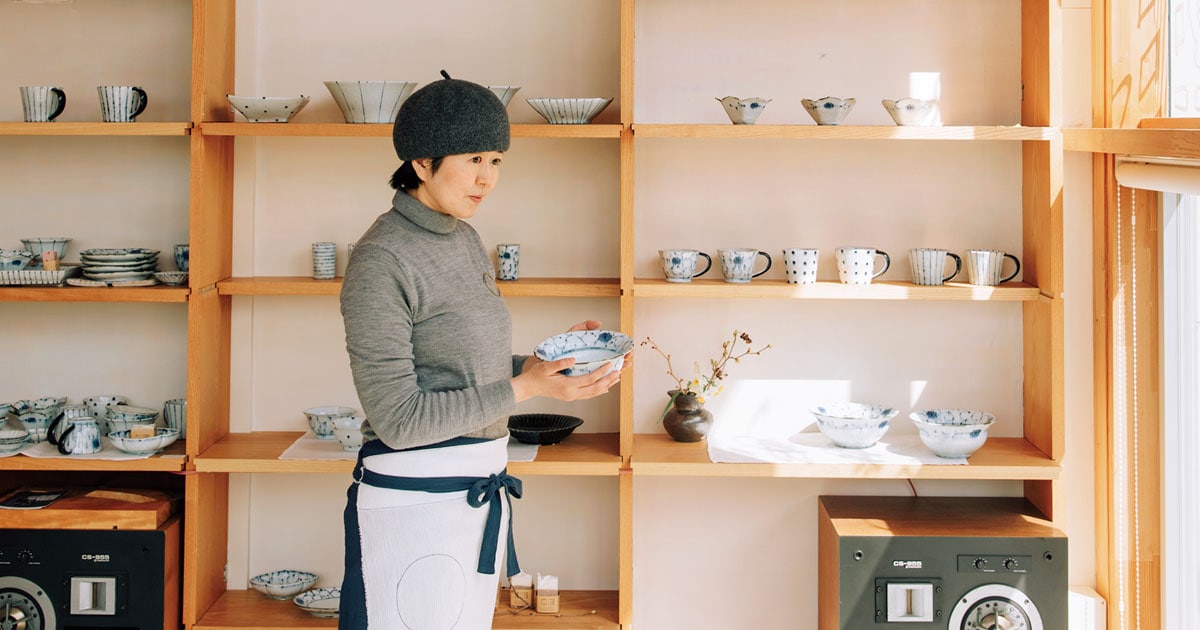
[0, 122, 191, 136]
[198, 122, 622, 139]
[217, 276, 620, 298]
[195, 431, 621, 476]
[633, 124, 1059, 141]
[194, 589, 619, 630]
[0, 285, 190, 303]
[633, 278, 1040, 301]
[0, 440, 187, 471]
[1063, 127, 1200, 158]
[631, 434, 1059, 479]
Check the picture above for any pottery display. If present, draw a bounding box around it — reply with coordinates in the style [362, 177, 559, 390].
[527, 97, 612, 124]
[882, 98, 938, 126]
[811, 402, 898, 448]
[716, 96, 771, 124]
[227, 94, 310, 123]
[250, 570, 319, 600]
[303, 406, 357, 439]
[324, 80, 417, 124]
[801, 97, 855, 125]
[910, 409, 995, 458]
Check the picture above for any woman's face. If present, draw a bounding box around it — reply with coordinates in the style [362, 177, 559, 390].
[411, 152, 504, 220]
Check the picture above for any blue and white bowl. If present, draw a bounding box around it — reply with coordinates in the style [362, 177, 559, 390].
[294, 587, 340, 618]
[303, 406, 357, 439]
[107, 404, 160, 423]
[486, 85, 521, 107]
[910, 409, 995, 458]
[883, 98, 938, 126]
[811, 402, 898, 449]
[802, 96, 856, 125]
[534, 330, 633, 376]
[249, 570, 319, 600]
[527, 97, 612, 124]
[107, 428, 179, 454]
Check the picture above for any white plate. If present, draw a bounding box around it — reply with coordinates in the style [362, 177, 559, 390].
[293, 587, 340, 618]
[67, 277, 159, 287]
[83, 270, 155, 280]
[79, 249, 160, 262]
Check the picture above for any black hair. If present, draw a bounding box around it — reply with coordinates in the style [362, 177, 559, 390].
[389, 157, 444, 190]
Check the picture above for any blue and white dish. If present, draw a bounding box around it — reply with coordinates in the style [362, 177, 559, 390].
[107, 428, 179, 454]
[526, 97, 612, 124]
[883, 98, 938, 126]
[0, 249, 34, 271]
[227, 94, 310, 123]
[107, 404, 160, 423]
[534, 330, 633, 376]
[294, 587, 340, 618]
[249, 570, 319, 600]
[810, 402, 898, 449]
[909, 409, 996, 458]
[79, 248, 159, 262]
[486, 85, 521, 107]
[716, 96, 771, 125]
[20, 237, 71, 265]
[324, 80, 417, 124]
[303, 406, 357, 439]
[802, 96, 856, 125]
[153, 271, 189, 286]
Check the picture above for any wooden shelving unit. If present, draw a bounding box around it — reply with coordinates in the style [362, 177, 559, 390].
[0, 285, 190, 303]
[0, 441, 187, 472]
[199, 122, 622, 139]
[632, 279, 1042, 301]
[0, 122, 192, 136]
[216, 276, 621, 298]
[633, 124, 1059, 141]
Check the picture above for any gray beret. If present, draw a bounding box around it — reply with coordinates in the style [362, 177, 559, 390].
[393, 70, 510, 161]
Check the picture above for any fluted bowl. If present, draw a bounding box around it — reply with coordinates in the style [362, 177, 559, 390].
[323, 80, 417, 124]
[910, 408, 995, 458]
[811, 402, 898, 449]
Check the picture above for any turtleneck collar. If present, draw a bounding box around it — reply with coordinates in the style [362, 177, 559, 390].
[391, 189, 458, 235]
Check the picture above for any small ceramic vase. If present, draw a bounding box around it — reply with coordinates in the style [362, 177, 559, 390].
[661, 391, 713, 442]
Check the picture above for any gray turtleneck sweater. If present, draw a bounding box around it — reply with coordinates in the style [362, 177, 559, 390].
[340, 190, 524, 449]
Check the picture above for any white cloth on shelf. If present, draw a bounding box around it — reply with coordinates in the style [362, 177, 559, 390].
[279, 433, 538, 463]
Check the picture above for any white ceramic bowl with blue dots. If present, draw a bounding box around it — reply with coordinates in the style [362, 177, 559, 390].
[910, 409, 995, 458]
[811, 402, 898, 449]
[249, 570, 319, 600]
[534, 330, 633, 376]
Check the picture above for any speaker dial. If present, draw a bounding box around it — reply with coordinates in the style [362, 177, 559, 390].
[948, 583, 1042, 630]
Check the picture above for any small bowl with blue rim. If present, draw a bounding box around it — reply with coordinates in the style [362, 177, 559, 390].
[107, 428, 179, 455]
[294, 586, 340, 618]
[811, 402, 898, 449]
[249, 569, 319, 600]
[534, 330, 633, 376]
[909, 408, 995, 458]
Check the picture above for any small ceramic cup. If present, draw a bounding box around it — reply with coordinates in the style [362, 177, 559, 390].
[497, 244, 520, 281]
[49, 416, 102, 455]
[718, 248, 772, 283]
[965, 249, 1020, 286]
[835, 247, 890, 285]
[908, 248, 962, 286]
[97, 85, 148, 122]
[716, 96, 771, 125]
[163, 398, 186, 439]
[782, 248, 819, 285]
[659, 249, 712, 283]
[20, 86, 67, 122]
[801, 97, 856, 125]
[312, 242, 336, 280]
[333, 416, 366, 452]
[174, 244, 190, 271]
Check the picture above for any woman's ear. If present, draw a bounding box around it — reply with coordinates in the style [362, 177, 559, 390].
[411, 158, 433, 183]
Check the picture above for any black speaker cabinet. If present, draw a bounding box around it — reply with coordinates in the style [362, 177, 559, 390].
[818, 496, 1067, 630]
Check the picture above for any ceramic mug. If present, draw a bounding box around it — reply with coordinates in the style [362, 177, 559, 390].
[782, 248, 819, 285]
[174, 244, 190, 271]
[836, 246, 890, 285]
[965, 249, 1020, 286]
[718, 248, 772, 283]
[312, 242, 336, 280]
[48, 415, 102, 455]
[909, 248, 962, 286]
[497, 244, 520, 281]
[163, 398, 186, 439]
[659, 249, 712, 283]
[97, 85, 148, 122]
[20, 85, 66, 122]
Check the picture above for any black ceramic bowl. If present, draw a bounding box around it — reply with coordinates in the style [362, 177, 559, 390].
[507, 413, 584, 445]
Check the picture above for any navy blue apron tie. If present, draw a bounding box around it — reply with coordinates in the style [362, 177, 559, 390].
[357, 465, 523, 576]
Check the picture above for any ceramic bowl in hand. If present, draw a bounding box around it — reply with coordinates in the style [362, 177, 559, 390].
[486, 85, 521, 107]
[303, 406, 357, 440]
[811, 402, 898, 449]
[294, 587, 340, 618]
[882, 98, 938, 126]
[716, 96, 771, 124]
[107, 427, 179, 454]
[227, 95, 310, 123]
[20, 237, 71, 264]
[534, 330, 633, 376]
[802, 97, 856, 125]
[910, 408, 995, 458]
[323, 80, 417, 124]
[249, 570, 319, 600]
[527, 97, 612, 124]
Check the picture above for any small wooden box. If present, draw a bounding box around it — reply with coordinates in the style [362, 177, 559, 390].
[0, 488, 180, 530]
[535, 592, 560, 614]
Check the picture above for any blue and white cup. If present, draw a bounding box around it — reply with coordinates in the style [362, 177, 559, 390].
[908, 248, 962, 286]
[174, 244, 190, 271]
[659, 249, 712, 283]
[497, 244, 520, 281]
[20, 86, 66, 122]
[312, 242, 336, 280]
[49, 416, 102, 455]
[966, 249, 1021, 286]
[718, 248, 772, 283]
[163, 398, 186, 439]
[835, 246, 890, 285]
[97, 85, 148, 122]
[782, 248, 819, 285]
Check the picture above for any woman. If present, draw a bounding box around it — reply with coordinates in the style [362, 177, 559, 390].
[338, 71, 620, 629]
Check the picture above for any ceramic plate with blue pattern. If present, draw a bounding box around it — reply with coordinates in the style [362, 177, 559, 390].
[294, 587, 340, 618]
[534, 330, 633, 376]
[249, 569, 318, 600]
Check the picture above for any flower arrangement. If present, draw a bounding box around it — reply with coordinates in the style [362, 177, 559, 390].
[641, 330, 771, 415]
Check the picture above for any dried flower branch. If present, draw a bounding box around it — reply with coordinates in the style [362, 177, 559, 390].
[640, 330, 771, 418]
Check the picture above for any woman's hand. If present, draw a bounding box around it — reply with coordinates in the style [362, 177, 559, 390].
[511, 358, 621, 403]
[566, 320, 602, 332]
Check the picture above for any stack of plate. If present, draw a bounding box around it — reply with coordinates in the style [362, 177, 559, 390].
[0, 423, 30, 454]
[79, 248, 160, 282]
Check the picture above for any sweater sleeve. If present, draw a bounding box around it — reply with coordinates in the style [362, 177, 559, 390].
[340, 244, 516, 449]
